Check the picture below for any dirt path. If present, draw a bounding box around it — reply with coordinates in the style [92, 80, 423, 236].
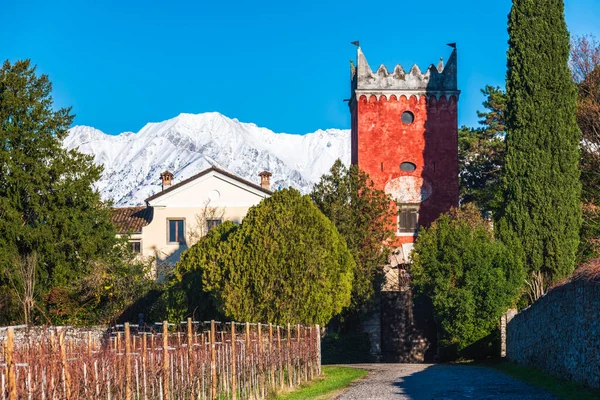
[335, 364, 556, 400]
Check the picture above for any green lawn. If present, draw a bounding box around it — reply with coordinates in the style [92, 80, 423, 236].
[488, 361, 600, 400]
[275, 366, 367, 400]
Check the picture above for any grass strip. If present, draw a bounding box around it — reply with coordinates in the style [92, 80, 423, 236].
[275, 366, 367, 400]
[487, 361, 600, 400]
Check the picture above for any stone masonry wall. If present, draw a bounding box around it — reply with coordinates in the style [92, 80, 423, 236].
[0, 325, 110, 347]
[507, 279, 600, 388]
[380, 290, 437, 362]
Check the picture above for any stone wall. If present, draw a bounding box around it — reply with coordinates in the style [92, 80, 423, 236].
[380, 290, 436, 362]
[507, 279, 600, 388]
[0, 325, 110, 347]
[500, 308, 517, 358]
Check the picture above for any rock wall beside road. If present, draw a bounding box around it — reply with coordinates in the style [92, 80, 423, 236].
[507, 276, 600, 388]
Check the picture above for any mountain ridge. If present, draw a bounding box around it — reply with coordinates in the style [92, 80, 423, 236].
[64, 112, 351, 206]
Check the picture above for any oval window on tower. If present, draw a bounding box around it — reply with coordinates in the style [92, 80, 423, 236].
[401, 111, 415, 125]
[400, 162, 417, 172]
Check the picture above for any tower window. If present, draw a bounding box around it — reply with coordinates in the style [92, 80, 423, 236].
[400, 162, 417, 172]
[401, 111, 415, 125]
[398, 205, 419, 233]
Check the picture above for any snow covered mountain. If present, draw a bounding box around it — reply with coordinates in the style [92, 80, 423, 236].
[64, 112, 351, 206]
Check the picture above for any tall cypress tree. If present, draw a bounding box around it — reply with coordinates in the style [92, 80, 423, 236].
[499, 0, 581, 281]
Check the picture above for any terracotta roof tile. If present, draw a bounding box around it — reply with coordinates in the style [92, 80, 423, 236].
[111, 206, 153, 234]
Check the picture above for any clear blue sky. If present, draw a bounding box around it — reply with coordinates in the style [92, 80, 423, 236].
[2, 0, 599, 135]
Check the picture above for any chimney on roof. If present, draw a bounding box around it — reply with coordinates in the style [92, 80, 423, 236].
[160, 170, 174, 191]
[258, 171, 272, 191]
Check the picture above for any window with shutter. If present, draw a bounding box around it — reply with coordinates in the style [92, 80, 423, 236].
[398, 205, 419, 233]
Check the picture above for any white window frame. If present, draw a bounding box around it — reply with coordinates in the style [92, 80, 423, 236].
[129, 240, 142, 254]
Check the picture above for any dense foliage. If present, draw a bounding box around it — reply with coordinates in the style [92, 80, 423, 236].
[411, 204, 524, 359]
[578, 66, 600, 202]
[171, 188, 355, 326]
[498, 0, 581, 282]
[577, 67, 600, 263]
[310, 160, 394, 311]
[460, 37, 600, 265]
[571, 36, 600, 262]
[0, 60, 153, 325]
[459, 86, 506, 213]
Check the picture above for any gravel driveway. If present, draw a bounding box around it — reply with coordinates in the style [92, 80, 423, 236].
[335, 364, 556, 400]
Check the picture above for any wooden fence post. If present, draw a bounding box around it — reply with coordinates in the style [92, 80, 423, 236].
[125, 323, 132, 400]
[258, 323, 264, 398]
[304, 327, 309, 381]
[162, 321, 170, 400]
[277, 325, 283, 390]
[316, 324, 321, 376]
[309, 326, 314, 380]
[186, 317, 193, 396]
[269, 323, 275, 389]
[87, 331, 93, 356]
[142, 332, 147, 400]
[187, 318, 193, 355]
[59, 330, 71, 399]
[231, 322, 236, 400]
[6, 327, 17, 400]
[308, 326, 312, 380]
[210, 320, 217, 400]
[287, 323, 292, 388]
[296, 323, 302, 385]
[245, 322, 250, 395]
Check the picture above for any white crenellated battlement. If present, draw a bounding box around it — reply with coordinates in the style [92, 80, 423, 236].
[351, 47, 458, 95]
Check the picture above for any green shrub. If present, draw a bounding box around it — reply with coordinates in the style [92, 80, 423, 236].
[411, 204, 524, 360]
[171, 188, 355, 326]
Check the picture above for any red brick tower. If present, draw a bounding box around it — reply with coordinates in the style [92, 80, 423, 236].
[349, 45, 459, 256]
[349, 45, 460, 362]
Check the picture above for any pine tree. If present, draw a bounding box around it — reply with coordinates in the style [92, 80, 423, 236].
[310, 160, 394, 312]
[459, 86, 506, 212]
[499, 0, 581, 282]
[0, 60, 153, 324]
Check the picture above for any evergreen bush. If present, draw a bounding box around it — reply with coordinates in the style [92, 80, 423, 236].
[171, 188, 355, 326]
[411, 204, 524, 360]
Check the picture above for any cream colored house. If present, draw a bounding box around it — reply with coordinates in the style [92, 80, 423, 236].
[111, 167, 272, 279]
